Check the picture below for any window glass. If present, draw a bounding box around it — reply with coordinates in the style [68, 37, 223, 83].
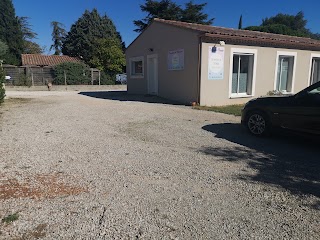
[276, 56, 294, 92]
[310, 58, 320, 85]
[130, 57, 144, 77]
[232, 54, 253, 94]
[134, 61, 143, 74]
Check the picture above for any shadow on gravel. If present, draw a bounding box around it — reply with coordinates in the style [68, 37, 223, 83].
[78, 91, 185, 105]
[201, 123, 320, 208]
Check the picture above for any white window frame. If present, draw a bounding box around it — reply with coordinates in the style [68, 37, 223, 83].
[308, 53, 320, 86]
[274, 51, 297, 93]
[229, 48, 258, 98]
[130, 56, 144, 78]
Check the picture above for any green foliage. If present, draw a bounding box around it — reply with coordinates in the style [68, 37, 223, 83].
[89, 38, 125, 74]
[53, 62, 91, 85]
[245, 11, 317, 38]
[100, 71, 115, 85]
[180, 1, 214, 25]
[62, 9, 122, 64]
[134, 0, 214, 32]
[18, 16, 38, 40]
[23, 41, 43, 54]
[0, 40, 9, 58]
[0, 66, 6, 104]
[50, 21, 66, 55]
[17, 16, 42, 54]
[14, 72, 32, 87]
[193, 104, 244, 116]
[2, 213, 19, 223]
[0, 0, 24, 65]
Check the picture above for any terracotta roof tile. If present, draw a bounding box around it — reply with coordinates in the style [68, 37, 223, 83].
[21, 54, 82, 66]
[154, 18, 320, 51]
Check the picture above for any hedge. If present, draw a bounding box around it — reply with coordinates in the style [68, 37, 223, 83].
[53, 62, 91, 85]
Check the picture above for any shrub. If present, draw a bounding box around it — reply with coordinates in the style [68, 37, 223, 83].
[100, 72, 115, 85]
[266, 90, 283, 96]
[14, 73, 32, 87]
[0, 67, 5, 104]
[53, 62, 91, 85]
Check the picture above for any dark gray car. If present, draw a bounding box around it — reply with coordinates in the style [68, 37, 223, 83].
[241, 81, 320, 136]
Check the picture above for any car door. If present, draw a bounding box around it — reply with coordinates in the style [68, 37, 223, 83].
[280, 83, 320, 134]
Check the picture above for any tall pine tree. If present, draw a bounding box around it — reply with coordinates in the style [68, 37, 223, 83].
[50, 21, 67, 55]
[0, 0, 24, 65]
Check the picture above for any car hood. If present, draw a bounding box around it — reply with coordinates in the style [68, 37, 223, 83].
[247, 94, 294, 106]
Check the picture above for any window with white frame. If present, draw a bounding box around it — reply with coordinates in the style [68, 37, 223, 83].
[230, 49, 257, 97]
[275, 52, 296, 93]
[310, 57, 320, 85]
[130, 56, 144, 78]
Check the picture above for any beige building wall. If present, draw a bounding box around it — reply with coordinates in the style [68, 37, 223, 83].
[126, 21, 200, 103]
[200, 42, 319, 106]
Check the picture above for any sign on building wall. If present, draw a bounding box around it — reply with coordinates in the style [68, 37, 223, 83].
[208, 46, 225, 80]
[168, 49, 184, 71]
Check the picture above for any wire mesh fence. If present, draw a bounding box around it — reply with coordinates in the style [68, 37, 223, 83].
[3, 65, 101, 86]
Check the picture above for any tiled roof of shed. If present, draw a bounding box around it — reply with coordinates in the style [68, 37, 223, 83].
[154, 18, 320, 51]
[21, 54, 82, 66]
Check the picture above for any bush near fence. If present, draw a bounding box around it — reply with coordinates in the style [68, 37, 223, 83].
[0, 67, 5, 103]
[53, 62, 91, 85]
[3, 63, 119, 86]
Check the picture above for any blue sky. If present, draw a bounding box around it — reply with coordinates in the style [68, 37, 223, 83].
[12, 0, 320, 54]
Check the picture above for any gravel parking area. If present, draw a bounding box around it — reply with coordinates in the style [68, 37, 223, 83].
[0, 90, 319, 239]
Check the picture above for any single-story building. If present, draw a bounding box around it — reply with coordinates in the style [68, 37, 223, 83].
[126, 18, 320, 106]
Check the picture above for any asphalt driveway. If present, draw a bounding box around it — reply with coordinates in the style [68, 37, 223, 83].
[0, 90, 319, 239]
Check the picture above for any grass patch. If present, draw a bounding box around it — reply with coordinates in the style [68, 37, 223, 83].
[2, 213, 19, 223]
[193, 104, 244, 116]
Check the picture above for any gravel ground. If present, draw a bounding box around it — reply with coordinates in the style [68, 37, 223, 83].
[0, 90, 319, 239]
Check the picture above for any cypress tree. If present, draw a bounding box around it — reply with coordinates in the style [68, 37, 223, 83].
[238, 15, 243, 29]
[0, 0, 24, 65]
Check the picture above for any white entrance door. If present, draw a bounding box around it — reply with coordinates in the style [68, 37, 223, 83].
[147, 54, 158, 95]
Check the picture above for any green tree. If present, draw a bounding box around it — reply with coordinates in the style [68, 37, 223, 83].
[180, 1, 214, 25]
[134, 0, 214, 32]
[50, 21, 67, 55]
[18, 16, 38, 40]
[238, 15, 242, 29]
[62, 9, 121, 64]
[245, 11, 317, 38]
[23, 41, 43, 54]
[89, 38, 125, 74]
[0, 0, 24, 65]
[134, 0, 181, 32]
[17, 16, 42, 54]
[0, 40, 9, 58]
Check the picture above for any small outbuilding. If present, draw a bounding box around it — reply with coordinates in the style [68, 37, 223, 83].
[126, 18, 320, 106]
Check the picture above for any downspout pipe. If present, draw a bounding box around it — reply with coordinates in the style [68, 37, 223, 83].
[197, 35, 204, 105]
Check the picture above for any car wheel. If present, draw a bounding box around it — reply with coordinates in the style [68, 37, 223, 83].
[246, 111, 269, 136]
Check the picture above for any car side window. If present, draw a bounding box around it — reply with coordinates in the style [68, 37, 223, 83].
[308, 87, 320, 95]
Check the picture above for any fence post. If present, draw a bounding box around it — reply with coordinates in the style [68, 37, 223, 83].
[99, 70, 101, 86]
[64, 70, 67, 90]
[91, 68, 93, 85]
